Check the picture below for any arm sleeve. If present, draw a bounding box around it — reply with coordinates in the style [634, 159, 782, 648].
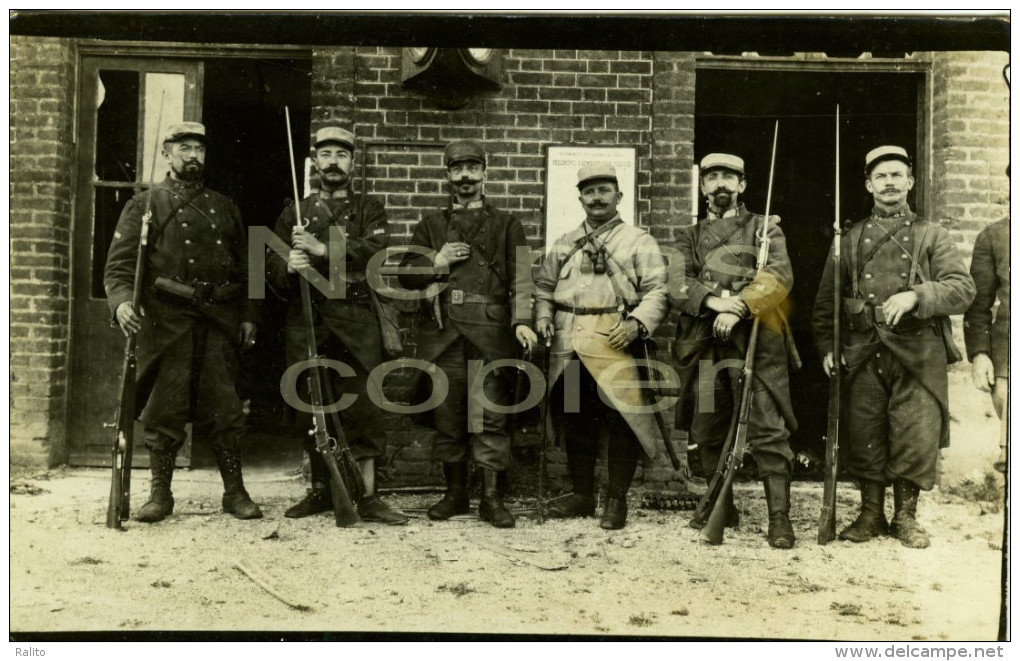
[626, 232, 670, 335]
[911, 225, 977, 319]
[963, 227, 995, 359]
[265, 205, 297, 299]
[398, 216, 442, 291]
[533, 241, 565, 323]
[103, 196, 144, 319]
[673, 225, 714, 317]
[507, 214, 535, 329]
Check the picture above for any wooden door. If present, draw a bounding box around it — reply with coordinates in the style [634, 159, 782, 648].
[68, 56, 202, 466]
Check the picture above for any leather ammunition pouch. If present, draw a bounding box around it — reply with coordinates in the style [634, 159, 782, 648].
[844, 298, 932, 333]
[153, 276, 243, 305]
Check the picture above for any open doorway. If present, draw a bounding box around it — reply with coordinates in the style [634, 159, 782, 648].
[695, 64, 929, 471]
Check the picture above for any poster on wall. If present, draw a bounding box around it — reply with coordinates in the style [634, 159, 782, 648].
[543, 145, 638, 245]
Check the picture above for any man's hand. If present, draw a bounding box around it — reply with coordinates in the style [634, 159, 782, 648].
[705, 294, 749, 318]
[239, 322, 257, 351]
[515, 325, 538, 354]
[712, 312, 741, 342]
[536, 317, 555, 341]
[291, 226, 327, 258]
[287, 248, 311, 274]
[608, 318, 640, 351]
[821, 351, 848, 375]
[971, 353, 995, 392]
[882, 290, 919, 327]
[115, 302, 144, 336]
[435, 242, 471, 269]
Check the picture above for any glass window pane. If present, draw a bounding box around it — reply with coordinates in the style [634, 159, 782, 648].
[95, 70, 139, 182]
[140, 73, 186, 180]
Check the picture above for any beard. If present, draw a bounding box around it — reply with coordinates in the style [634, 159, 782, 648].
[174, 161, 204, 182]
[709, 190, 734, 209]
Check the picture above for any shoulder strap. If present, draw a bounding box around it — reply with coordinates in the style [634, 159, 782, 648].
[848, 221, 864, 297]
[445, 207, 507, 286]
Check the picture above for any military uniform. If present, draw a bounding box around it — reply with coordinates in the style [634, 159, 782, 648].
[534, 164, 670, 530]
[964, 216, 1009, 471]
[104, 122, 262, 522]
[812, 146, 975, 547]
[398, 140, 534, 528]
[266, 126, 406, 524]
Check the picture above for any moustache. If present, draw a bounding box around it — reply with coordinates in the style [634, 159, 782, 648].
[321, 167, 346, 176]
[587, 202, 608, 208]
[455, 178, 482, 185]
[711, 188, 733, 196]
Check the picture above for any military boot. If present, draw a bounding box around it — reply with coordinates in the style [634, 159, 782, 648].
[600, 486, 628, 530]
[285, 451, 332, 518]
[890, 479, 930, 549]
[839, 480, 889, 543]
[136, 449, 176, 523]
[356, 457, 408, 525]
[549, 439, 597, 518]
[479, 469, 515, 528]
[689, 488, 740, 530]
[428, 462, 470, 520]
[763, 475, 795, 549]
[213, 447, 263, 520]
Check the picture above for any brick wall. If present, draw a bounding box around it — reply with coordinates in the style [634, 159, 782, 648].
[9, 36, 76, 467]
[931, 50, 1011, 250]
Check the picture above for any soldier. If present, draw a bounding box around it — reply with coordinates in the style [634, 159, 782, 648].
[672, 153, 798, 549]
[964, 167, 1009, 474]
[398, 139, 537, 528]
[534, 164, 670, 530]
[104, 122, 262, 523]
[812, 145, 975, 548]
[266, 126, 407, 525]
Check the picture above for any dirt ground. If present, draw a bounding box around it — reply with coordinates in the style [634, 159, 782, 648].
[9, 370, 1008, 640]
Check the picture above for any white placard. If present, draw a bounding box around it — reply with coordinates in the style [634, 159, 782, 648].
[543, 145, 638, 245]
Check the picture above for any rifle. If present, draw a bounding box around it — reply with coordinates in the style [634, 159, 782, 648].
[818, 106, 842, 545]
[106, 93, 166, 529]
[700, 120, 779, 545]
[285, 107, 363, 527]
[537, 337, 552, 524]
[638, 338, 683, 472]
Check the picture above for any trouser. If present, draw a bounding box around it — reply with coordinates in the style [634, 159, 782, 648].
[552, 358, 642, 498]
[690, 359, 793, 479]
[141, 321, 244, 454]
[431, 337, 513, 471]
[845, 350, 941, 490]
[284, 326, 387, 461]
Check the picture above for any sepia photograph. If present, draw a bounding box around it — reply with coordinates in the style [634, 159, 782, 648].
[7, 10, 1011, 647]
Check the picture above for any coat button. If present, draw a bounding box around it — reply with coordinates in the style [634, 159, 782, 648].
[210, 209, 216, 214]
[905, 221, 911, 226]
[188, 258, 195, 264]
[476, 278, 484, 284]
[864, 238, 872, 243]
[204, 193, 210, 198]
[216, 240, 223, 245]
[181, 222, 188, 228]
[185, 239, 192, 244]
[901, 254, 909, 259]
[211, 224, 217, 229]
[868, 293, 875, 299]
[902, 236, 909, 242]
[865, 273, 873, 279]
[866, 222, 872, 228]
[478, 260, 486, 266]
[900, 273, 908, 278]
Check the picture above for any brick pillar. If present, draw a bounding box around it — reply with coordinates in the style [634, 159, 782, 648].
[10, 36, 76, 467]
[649, 52, 696, 246]
[931, 51, 1010, 248]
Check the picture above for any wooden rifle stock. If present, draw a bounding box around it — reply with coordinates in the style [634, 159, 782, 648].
[285, 107, 362, 527]
[818, 105, 842, 545]
[106, 92, 165, 529]
[700, 318, 761, 544]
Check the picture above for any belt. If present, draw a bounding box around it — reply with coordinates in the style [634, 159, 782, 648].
[447, 290, 507, 306]
[554, 303, 621, 316]
[848, 299, 933, 332]
[153, 276, 243, 305]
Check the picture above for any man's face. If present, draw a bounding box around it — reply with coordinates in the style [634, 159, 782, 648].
[314, 144, 354, 189]
[578, 180, 623, 223]
[865, 159, 914, 208]
[700, 168, 745, 211]
[163, 138, 206, 182]
[447, 159, 486, 199]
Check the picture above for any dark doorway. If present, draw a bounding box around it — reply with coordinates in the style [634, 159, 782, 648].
[201, 57, 312, 434]
[695, 66, 927, 470]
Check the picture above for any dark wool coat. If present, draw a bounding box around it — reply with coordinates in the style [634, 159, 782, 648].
[671, 207, 800, 433]
[266, 192, 389, 371]
[812, 209, 976, 449]
[964, 217, 1010, 377]
[104, 178, 256, 415]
